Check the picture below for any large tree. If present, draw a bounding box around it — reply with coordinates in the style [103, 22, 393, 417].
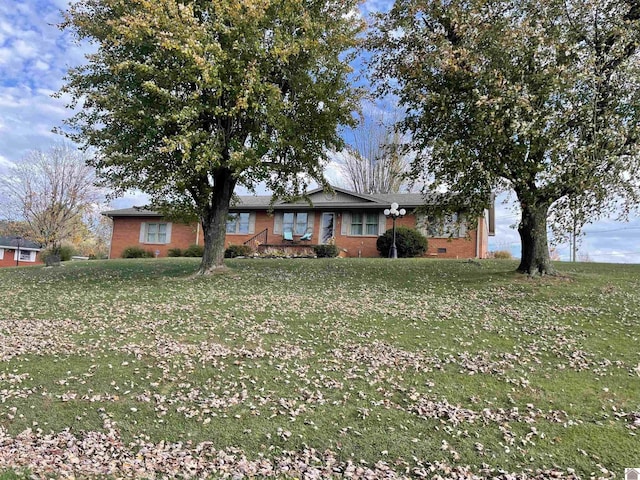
[368, 0, 640, 274]
[59, 0, 362, 273]
[0, 144, 101, 252]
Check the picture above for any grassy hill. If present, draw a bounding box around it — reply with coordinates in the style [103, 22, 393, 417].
[0, 258, 638, 478]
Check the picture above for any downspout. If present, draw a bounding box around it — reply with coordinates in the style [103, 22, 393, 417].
[196, 222, 200, 246]
[476, 217, 481, 259]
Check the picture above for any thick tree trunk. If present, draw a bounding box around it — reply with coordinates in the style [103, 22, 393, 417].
[517, 201, 555, 276]
[197, 168, 237, 275]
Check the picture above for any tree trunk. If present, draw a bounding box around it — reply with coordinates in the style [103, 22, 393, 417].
[197, 168, 237, 274]
[517, 201, 555, 275]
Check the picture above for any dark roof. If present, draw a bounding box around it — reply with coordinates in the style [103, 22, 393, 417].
[102, 187, 439, 217]
[102, 207, 163, 218]
[0, 236, 42, 250]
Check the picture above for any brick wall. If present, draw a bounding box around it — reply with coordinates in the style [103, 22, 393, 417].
[0, 249, 42, 267]
[333, 214, 480, 259]
[109, 216, 199, 259]
[109, 210, 485, 259]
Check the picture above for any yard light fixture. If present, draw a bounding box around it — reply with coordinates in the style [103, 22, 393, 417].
[15, 236, 22, 266]
[383, 203, 406, 259]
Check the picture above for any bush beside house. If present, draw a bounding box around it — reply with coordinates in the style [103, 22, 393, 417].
[225, 245, 254, 258]
[376, 227, 428, 258]
[121, 246, 154, 258]
[313, 244, 339, 258]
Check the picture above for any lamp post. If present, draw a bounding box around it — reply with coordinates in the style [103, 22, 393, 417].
[15, 236, 22, 266]
[383, 203, 406, 259]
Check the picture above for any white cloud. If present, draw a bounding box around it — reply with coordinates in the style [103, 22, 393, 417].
[0, 154, 14, 168]
[34, 60, 50, 71]
[110, 191, 151, 210]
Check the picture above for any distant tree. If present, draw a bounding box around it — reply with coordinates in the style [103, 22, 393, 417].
[340, 111, 410, 194]
[0, 144, 101, 252]
[548, 248, 561, 262]
[59, 0, 363, 274]
[67, 212, 112, 258]
[369, 0, 640, 275]
[0, 220, 32, 241]
[578, 251, 594, 263]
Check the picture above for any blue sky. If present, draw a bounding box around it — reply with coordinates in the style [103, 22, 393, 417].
[1, 0, 639, 263]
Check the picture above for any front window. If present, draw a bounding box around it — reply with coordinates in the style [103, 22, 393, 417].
[420, 214, 461, 238]
[283, 212, 309, 235]
[14, 249, 35, 262]
[351, 213, 363, 235]
[146, 223, 167, 243]
[365, 213, 379, 235]
[227, 213, 250, 234]
[350, 212, 379, 236]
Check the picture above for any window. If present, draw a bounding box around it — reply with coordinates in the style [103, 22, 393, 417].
[419, 213, 464, 238]
[0, 248, 3, 260]
[14, 249, 35, 262]
[283, 212, 309, 235]
[140, 222, 172, 244]
[351, 213, 363, 235]
[146, 223, 167, 243]
[350, 212, 380, 236]
[227, 213, 251, 234]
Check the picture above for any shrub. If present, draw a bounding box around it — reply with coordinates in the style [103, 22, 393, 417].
[313, 244, 339, 258]
[167, 248, 183, 257]
[121, 246, 154, 258]
[493, 250, 513, 259]
[225, 244, 254, 258]
[41, 245, 76, 263]
[376, 227, 428, 258]
[183, 244, 205, 257]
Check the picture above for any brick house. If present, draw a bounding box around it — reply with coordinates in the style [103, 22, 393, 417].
[0, 236, 43, 267]
[103, 187, 495, 259]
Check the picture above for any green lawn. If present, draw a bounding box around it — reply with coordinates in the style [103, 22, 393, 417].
[0, 258, 638, 478]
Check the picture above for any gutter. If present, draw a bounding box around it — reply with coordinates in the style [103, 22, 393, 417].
[107, 218, 115, 259]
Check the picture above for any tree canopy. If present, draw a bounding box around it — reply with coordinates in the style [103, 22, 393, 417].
[59, 0, 363, 272]
[339, 110, 410, 194]
[0, 144, 101, 252]
[369, 0, 640, 274]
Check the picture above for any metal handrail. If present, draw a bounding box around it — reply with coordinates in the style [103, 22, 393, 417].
[243, 228, 268, 249]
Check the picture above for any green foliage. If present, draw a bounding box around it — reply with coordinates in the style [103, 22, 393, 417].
[167, 248, 183, 257]
[121, 246, 154, 259]
[493, 250, 513, 260]
[183, 244, 204, 257]
[59, 0, 364, 271]
[313, 244, 339, 258]
[224, 245, 254, 258]
[42, 245, 76, 262]
[376, 227, 428, 258]
[369, 0, 640, 274]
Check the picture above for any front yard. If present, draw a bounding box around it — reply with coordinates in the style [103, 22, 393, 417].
[0, 258, 638, 478]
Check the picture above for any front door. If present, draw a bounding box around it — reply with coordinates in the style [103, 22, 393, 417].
[321, 212, 335, 244]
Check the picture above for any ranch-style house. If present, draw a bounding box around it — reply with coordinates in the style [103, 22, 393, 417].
[0, 236, 43, 267]
[103, 187, 495, 259]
